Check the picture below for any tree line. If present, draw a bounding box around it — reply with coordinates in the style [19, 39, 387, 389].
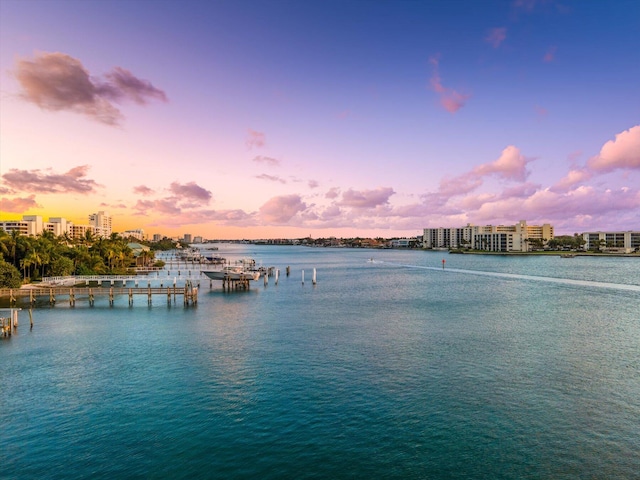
[0, 230, 176, 288]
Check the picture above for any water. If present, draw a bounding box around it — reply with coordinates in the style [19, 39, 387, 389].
[2, 246, 640, 479]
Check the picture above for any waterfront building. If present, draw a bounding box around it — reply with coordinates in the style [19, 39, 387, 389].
[193, 236, 203, 244]
[582, 231, 640, 253]
[1, 215, 70, 237]
[70, 224, 98, 240]
[122, 229, 145, 241]
[183, 233, 192, 244]
[46, 217, 69, 237]
[0, 219, 33, 236]
[391, 238, 412, 248]
[89, 211, 112, 238]
[153, 234, 162, 242]
[423, 220, 554, 252]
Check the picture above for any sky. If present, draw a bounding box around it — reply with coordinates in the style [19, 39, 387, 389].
[1, 0, 639, 239]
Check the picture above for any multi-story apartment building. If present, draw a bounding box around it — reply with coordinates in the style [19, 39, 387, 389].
[122, 229, 145, 241]
[423, 220, 554, 252]
[1, 215, 57, 236]
[88, 211, 112, 238]
[582, 231, 640, 253]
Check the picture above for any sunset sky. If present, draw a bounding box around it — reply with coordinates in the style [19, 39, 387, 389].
[1, 0, 639, 239]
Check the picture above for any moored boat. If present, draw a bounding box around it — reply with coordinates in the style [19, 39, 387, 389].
[201, 266, 261, 281]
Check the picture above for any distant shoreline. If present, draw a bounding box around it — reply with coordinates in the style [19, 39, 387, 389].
[445, 250, 640, 257]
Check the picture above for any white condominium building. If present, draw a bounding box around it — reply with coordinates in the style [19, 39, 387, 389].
[88, 211, 112, 238]
[423, 220, 554, 252]
[582, 231, 640, 253]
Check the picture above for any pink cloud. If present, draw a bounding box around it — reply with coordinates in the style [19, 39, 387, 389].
[14, 52, 166, 126]
[473, 145, 531, 181]
[543, 46, 557, 62]
[133, 185, 155, 196]
[535, 105, 548, 116]
[438, 173, 483, 197]
[255, 174, 286, 184]
[252, 155, 280, 166]
[0, 195, 41, 213]
[1, 165, 100, 194]
[168, 181, 212, 204]
[325, 187, 340, 199]
[259, 194, 308, 224]
[552, 168, 593, 192]
[428, 55, 470, 113]
[485, 27, 507, 48]
[308, 180, 319, 189]
[133, 199, 182, 216]
[587, 125, 640, 172]
[338, 187, 395, 208]
[246, 129, 266, 149]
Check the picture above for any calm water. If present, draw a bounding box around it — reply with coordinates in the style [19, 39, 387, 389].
[2, 246, 639, 479]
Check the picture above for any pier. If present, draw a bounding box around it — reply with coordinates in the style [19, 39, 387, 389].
[0, 283, 198, 307]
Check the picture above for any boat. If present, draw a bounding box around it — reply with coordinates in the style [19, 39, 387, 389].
[560, 253, 577, 258]
[201, 265, 261, 281]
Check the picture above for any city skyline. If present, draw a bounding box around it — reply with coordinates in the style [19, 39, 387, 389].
[1, 0, 639, 239]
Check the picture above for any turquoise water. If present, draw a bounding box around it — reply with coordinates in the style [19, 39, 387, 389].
[2, 246, 640, 479]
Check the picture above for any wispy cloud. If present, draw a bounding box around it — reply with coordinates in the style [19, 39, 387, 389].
[338, 187, 395, 208]
[0, 195, 41, 213]
[428, 55, 470, 113]
[255, 174, 286, 184]
[133, 185, 155, 196]
[14, 52, 167, 126]
[543, 46, 557, 62]
[252, 155, 280, 166]
[246, 129, 266, 149]
[1, 165, 100, 194]
[485, 27, 507, 48]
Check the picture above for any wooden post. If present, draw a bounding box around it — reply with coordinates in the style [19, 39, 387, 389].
[129, 288, 133, 306]
[312, 268, 317, 285]
[302, 270, 305, 285]
[286, 266, 290, 277]
[275, 269, 279, 285]
[29, 309, 33, 329]
[109, 287, 114, 306]
[90, 288, 95, 306]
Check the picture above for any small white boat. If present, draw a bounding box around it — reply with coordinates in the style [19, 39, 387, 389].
[201, 266, 261, 281]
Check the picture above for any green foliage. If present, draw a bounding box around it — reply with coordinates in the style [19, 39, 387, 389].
[147, 238, 177, 251]
[0, 231, 139, 281]
[49, 256, 75, 276]
[0, 259, 22, 288]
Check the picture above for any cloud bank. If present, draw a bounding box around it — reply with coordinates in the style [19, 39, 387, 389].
[14, 52, 167, 125]
[1, 165, 100, 194]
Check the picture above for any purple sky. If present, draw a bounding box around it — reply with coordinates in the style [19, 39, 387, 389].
[1, 0, 639, 238]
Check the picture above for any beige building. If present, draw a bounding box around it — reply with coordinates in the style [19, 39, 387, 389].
[88, 211, 112, 238]
[423, 220, 554, 252]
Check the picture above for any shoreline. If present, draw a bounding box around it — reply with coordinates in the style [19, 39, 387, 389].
[445, 250, 640, 257]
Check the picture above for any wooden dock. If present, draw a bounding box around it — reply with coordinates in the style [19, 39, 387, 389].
[0, 284, 198, 307]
